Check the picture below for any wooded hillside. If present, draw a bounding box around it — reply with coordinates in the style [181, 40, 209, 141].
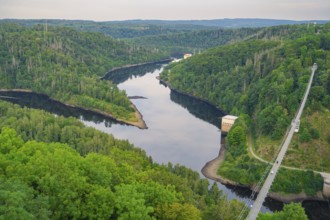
[0, 23, 168, 122]
[0, 100, 248, 219]
[161, 23, 330, 175]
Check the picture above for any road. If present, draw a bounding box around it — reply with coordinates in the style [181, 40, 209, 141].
[246, 64, 317, 220]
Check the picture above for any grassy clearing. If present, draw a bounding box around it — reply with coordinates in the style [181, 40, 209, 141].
[283, 109, 330, 172]
[252, 109, 330, 172]
[218, 152, 267, 186]
[254, 136, 282, 161]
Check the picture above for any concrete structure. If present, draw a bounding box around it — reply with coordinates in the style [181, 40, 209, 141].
[183, 54, 192, 59]
[221, 115, 238, 133]
[321, 173, 330, 197]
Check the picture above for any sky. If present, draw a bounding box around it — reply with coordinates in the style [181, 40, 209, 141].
[1, 0, 330, 21]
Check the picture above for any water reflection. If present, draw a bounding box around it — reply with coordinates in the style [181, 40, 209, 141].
[0, 91, 119, 127]
[1, 64, 329, 219]
[168, 89, 225, 127]
[102, 62, 165, 84]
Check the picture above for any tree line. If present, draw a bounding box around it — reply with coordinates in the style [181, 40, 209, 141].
[0, 23, 168, 122]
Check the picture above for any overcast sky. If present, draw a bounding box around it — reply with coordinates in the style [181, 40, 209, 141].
[1, 0, 330, 21]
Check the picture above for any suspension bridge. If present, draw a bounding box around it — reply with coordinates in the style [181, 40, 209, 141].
[237, 63, 318, 220]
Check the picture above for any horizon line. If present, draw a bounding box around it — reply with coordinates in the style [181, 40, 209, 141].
[1, 17, 330, 23]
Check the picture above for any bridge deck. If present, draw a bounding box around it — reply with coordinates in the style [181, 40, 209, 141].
[246, 64, 317, 220]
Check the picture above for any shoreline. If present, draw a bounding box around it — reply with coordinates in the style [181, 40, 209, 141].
[156, 78, 328, 203]
[0, 89, 147, 129]
[101, 58, 173, 80]
[201, 144, 327, 203]
[157, 77, 227, 115]
[0, 60, 175, 129]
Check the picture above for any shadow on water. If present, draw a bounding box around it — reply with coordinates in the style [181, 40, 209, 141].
[303, 200, 330, 220]
[169, 89, 225, 128]
[0, 91, 118, 127]
[103, 63, 164, 84]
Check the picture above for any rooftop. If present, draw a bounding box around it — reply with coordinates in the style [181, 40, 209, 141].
[222, 115, 238, 120]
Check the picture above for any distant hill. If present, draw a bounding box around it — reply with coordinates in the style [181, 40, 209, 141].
[0, 19, 213, 38]
[109, 18, 330, 28]
[130, 23, 325, 57]
[1, 18, 329, 39]
[130, 28, 260, 56]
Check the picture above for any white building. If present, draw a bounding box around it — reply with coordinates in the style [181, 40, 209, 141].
[221, 115, 238, 133]
[183, 54, 192, 59]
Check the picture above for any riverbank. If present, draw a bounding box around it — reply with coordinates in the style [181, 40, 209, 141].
[0, 89, 147, 129]
[201, 145, 247, 187]
[201, 144, 327, 203]
[157, 77, 227, 115]
[101, 58, 173, 80]
[157, 78, 328, 203]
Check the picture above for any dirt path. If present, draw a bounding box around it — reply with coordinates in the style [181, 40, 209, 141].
[201, 141, 329, 202]
[248, 141, 330, 178]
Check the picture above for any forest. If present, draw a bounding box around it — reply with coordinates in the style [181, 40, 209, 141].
[0, 23, 168, 123]
[161, 23, 330, 191]
[129, 28, 259, 55]
[0, 100, 308, 219]
[0, 20, 319, 219]
[0, 19, 213, 39]
[129, 23, 322, 55]
[2, 18, 329, 39]
[0, 100, 247, 219]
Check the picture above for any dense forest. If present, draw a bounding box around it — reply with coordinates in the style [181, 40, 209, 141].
[161, 23, 330, 187]
[161, 23, 330, 142]
[0, 100, 309, 219]
[0, 19, 316, 218]
[130, 23, 325, 58]
[2, 19, 329, 39]
[0, 23, 168, 122]
[0, 19, 213, 39]
[0, 100, 248, 219]
[3, 19, 328, 57]
[130, 28, 259, 55]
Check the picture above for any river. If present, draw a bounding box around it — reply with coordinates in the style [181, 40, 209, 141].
[1, 63, 329, 219]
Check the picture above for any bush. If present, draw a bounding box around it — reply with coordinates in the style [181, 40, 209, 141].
[309, 127, 320, 139]
[270, 169, 323, 195]
[299, 129, 311, 142]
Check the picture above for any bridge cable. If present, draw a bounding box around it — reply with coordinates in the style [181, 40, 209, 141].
[236, 123, 293, 220]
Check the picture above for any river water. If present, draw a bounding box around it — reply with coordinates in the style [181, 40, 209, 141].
[1, 63, 329, 219]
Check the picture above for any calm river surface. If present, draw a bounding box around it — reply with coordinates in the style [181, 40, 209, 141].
[1, 63, 329, 219]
